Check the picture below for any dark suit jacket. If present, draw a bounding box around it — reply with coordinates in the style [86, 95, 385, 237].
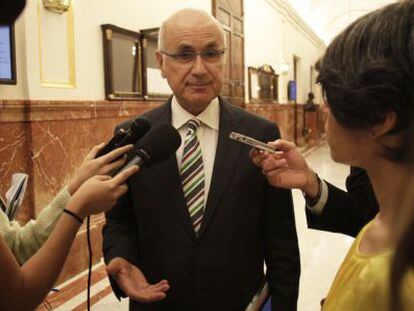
[102, 98, 300, 311]
[306, 167, 379, 237]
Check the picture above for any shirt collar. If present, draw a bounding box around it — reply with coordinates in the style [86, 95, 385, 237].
[171, 96, 220, 130]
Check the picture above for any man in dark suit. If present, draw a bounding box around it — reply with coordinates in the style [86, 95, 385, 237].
[102, 8, 300, 311]
[250, 139, 379, 237]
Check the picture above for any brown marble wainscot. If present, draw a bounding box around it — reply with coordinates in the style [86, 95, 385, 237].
[245, 102, 296, 142]
[0, 99, 162, 285]
[0, 100, 34, 223]
[245, 102, 324, 147]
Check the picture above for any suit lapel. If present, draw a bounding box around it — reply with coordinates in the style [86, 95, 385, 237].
[198, 99, 245, 239]
[151, 99, 197, 240]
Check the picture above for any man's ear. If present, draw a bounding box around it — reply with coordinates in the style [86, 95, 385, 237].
[156, 51, 166, 78]
[369, 111, 397, 138]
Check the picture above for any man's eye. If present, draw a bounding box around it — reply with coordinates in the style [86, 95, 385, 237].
[203, 50, 220, 59]
[177, 52, 195, 61]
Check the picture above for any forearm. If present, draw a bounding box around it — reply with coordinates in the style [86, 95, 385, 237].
[17, 213, 80, 309]
[1, 187, 70, 264]
[306, 167, 378, 237]
[0, 207, 81, 310]
[306, 180, 378, 236]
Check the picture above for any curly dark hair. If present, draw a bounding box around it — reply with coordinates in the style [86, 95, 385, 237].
[316, 0, 414, 162]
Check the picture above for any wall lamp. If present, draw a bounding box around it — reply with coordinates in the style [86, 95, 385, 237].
[43, 0, 71, 13]
[279, 62, 290, 74]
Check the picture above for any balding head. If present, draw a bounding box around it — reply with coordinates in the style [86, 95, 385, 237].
[158, 8, 225, 51]
[155, 8, 226, 115]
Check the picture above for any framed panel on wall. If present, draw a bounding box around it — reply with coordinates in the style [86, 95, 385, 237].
[248, 65, 279, 104]
[0, 24, 17, 84]
[141, 28, 171, 100]
[101, 24, 143, 100]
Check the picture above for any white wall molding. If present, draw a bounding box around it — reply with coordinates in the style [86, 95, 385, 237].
[266, 0, 325, 50]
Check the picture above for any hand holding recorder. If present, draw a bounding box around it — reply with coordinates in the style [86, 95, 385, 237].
[246, 137, 319, 197]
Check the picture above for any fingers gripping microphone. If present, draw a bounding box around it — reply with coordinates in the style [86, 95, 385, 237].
[113, 123, 182, 175]
[95, 117, 151, 158]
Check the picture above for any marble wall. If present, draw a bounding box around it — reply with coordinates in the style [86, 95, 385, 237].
[245, 103, 324, 146]
[0, 99, 324, 284]
[0, 99, 161, 283]
[0, 104, 34, 223]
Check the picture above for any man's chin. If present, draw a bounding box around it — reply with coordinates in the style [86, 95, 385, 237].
[187, 93, 216, 105]
[178, 94, 216, 114]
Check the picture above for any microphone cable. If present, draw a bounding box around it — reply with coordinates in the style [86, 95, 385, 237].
[87, 215, 92, 311]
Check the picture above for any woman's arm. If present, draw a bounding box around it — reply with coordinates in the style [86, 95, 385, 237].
[0, 187, 71, 264]
[0, 143, 132, 264]
[0, 207, 81, 310]
[0, 166, 138, 311]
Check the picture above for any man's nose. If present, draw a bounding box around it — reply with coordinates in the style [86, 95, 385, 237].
[191, 55, 208, 76]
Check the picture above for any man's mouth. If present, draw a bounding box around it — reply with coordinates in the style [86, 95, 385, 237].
[188, 83, 210, 87]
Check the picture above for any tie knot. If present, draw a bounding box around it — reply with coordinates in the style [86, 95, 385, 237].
[187, 119, 200, 132]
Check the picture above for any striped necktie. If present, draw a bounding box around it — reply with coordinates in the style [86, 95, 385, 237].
[180, 119, 205, 234]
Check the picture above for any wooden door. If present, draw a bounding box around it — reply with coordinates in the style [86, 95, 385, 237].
[213, 0, 245, 106]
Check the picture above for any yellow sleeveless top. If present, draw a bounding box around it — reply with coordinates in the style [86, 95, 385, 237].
[323, 222, 414, 311]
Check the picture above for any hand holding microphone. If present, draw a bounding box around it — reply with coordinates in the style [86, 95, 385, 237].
[66, 165, 139, 220]
[0, 125, 145, 311]
[67, 144, 134, 196]
[66, 120, 181, 232]
[112, 122, 182, 176]
[95, 117, 151, 158]
[67, 117, 151, 195]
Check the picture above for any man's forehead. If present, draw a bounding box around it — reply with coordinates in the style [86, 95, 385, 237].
[166, 23, 223, 48]
[165, 9, 216, 28]
[176, 41, 219, 50]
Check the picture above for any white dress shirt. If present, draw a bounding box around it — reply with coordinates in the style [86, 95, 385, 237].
[171, 96, 220, 204]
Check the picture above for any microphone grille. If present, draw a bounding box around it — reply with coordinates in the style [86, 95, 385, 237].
[135, 123, 181, 166]
[130, 117, 151, 137]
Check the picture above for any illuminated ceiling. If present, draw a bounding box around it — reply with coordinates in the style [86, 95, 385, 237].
[286, 0, 397, 43]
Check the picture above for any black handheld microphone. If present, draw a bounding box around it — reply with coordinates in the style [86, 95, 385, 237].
[112, 123, 181, 175]
[95, 117, 151, 158]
